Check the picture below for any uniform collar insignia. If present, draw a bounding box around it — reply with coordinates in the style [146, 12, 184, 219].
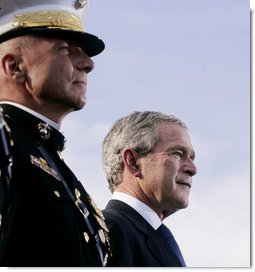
[38, 122, 52, 140]
[1, 104, 66, 152]
[37, 122, 66, 151]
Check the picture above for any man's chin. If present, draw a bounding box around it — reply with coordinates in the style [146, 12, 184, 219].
[73, 106, 85, 112]
[73, 99, 86, 111]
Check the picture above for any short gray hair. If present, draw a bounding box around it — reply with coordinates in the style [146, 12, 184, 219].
[0, 35, 41, 80]
[102, 111, 187, 192]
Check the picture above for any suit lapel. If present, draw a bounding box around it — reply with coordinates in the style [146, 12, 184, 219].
[105, 200, 182, 267]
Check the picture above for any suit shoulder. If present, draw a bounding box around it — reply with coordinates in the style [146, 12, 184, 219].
[103, 207, 137, 237]
[103, 206, 146, 241]
[103, 208, 128, 228]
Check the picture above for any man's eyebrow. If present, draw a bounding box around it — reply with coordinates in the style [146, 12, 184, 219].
[166, 145, 196, 159]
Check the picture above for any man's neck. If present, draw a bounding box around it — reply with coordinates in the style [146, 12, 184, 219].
[112, 192, 162, 229]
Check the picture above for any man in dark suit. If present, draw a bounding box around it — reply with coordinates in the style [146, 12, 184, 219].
[0, 0, 111, 267]
[102, 111, 197, 267]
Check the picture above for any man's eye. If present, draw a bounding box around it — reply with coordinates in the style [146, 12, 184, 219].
[58, 45, 69, 53]
[173, 150, 183, 158]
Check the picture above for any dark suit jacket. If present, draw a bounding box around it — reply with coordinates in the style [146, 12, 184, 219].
[103, 199, 183, 267]
[0, 104, 108, 267]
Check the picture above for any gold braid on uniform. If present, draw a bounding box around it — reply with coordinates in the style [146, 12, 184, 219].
[86, 194, 113, 258]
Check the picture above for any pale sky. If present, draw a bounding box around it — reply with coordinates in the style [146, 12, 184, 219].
[60, 0, 250, 268]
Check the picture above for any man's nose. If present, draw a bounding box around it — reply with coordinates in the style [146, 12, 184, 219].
[75, 53, 94, 73]
[183, 159, 197, 177]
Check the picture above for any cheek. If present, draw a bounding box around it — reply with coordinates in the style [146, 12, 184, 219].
[56, 57, 74, 75]
[150, 162, 176, 191]
[25, 67, 45, 92]
[162, 159, 179, 178]
[28, 60, 51, 82]
[35, 57, 73, 79]
[42, 62, 73, 87]
[158, 161, 180, 196]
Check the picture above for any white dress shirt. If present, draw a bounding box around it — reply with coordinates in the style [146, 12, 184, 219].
[112, 192, 162, 230]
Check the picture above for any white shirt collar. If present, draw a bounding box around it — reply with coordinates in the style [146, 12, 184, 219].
[0, 101, 61, 130]
[112, 192, 162, 230]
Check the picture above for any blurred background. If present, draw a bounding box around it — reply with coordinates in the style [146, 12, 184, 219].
[61, 0, 250, 267]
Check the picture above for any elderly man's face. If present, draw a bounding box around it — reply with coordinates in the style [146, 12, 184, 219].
[138, 122, 197, 219]
[21, 36, 94, 113]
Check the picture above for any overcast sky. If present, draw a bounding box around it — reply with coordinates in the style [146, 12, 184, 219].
[60, 0, 250, 268]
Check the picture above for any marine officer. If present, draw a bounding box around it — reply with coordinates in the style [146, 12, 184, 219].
[0, 0, 111, 267]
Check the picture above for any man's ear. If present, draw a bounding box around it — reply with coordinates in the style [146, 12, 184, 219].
[122, 148, 141, 178]
[1, 54, 26, 83]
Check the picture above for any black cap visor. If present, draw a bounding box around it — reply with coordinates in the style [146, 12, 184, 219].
[0, 27, 105, 57]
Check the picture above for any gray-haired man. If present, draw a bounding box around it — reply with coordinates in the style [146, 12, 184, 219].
[102, 111, 197, 267]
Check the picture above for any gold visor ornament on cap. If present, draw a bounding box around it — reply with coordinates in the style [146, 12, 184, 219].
[0, 0, 105, 57]
[13, 10, 84, 32]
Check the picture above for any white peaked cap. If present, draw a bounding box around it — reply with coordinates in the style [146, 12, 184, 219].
[0, 0, 104, 56]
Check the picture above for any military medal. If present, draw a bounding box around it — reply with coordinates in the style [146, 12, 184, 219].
[30, 154, 60, 181]
[87, 195, 109, 232]
[86, 194, 112, 257]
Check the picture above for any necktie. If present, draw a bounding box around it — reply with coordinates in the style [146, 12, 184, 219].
[156, 224, 186, 266]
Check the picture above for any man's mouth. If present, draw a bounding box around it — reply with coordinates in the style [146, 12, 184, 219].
[73, 80, 86, 85]
[176, 181, 191, 188]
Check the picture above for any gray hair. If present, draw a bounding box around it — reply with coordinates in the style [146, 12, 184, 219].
[102, 111, 187, 192]
[0, 35, 40, 80]
[0, 36, 33, 55]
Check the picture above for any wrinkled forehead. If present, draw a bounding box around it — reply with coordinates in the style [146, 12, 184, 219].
[156, 122, 194, 147]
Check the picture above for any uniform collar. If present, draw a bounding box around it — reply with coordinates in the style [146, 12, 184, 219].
[0, 101, 60, 130]
[1, 103, 66, 152]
